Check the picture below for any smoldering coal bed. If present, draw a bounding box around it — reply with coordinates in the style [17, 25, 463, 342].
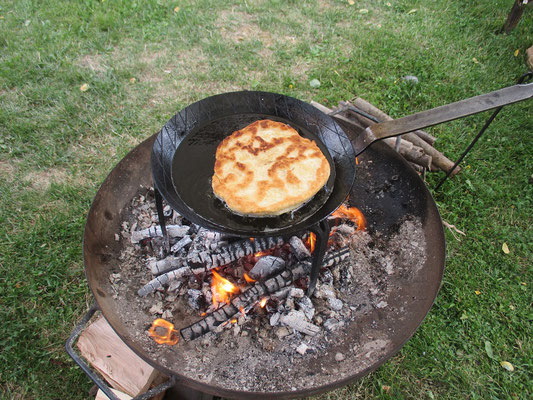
[105, 186, 428, 393]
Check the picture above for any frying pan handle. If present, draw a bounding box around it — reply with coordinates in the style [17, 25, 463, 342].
[352, 82, 533, 155]
[65, 303, 176, 400]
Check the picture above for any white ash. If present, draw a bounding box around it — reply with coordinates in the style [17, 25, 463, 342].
[108, 187, 428, 393]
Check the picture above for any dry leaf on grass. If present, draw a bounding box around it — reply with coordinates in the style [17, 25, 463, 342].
[80, 83, 89, 92]
[502, 242, 510, 254]
[500, 361, 514, 371]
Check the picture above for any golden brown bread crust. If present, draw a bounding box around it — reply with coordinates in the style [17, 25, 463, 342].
[212, 119, 331, 216]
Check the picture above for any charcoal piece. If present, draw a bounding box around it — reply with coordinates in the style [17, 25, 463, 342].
[131, 224, 190, 243]
[323, 318, 344, 331]
[335, 224, 356, 236]
[289, 288, 305, 298]
[289, 236, 311, 260]
[138, 266, 191, 297]
[327, 297, 343, 311]
[297, 296, 315, 320]
[171, 236, 192, 253]
[270, 312, 281, 326]
[180, 261, 312, 341]
[187, 289, 204, 311]
[149, 256, 185, 275]
[320, 269, 334, 285]
[279, 311, 320, 336]
[249, 256, 286, 281]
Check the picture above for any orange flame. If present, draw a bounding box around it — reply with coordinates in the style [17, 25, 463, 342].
[355, 157, 359, 165]
[259, 297, 268, 308]
[243, 272, 256, 284]
[254, 250, 269, 258]
[332, 204, 366, 231]
[148, 318, 179, 345]
[306, 232, 316, 253]
[211, 270, 239, 307]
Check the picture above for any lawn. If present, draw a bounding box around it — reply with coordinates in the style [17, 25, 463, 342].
[0, 0, 531, 399]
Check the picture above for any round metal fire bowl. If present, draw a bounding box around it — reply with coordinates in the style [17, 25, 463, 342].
[83, 134, 445, 399]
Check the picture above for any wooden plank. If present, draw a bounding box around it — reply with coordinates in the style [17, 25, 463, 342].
[77, 316, 160, 397]
[95, 388, 133, 400]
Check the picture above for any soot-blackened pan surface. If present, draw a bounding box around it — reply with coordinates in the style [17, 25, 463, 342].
[151, 91, 356, 237]
[84, 134, 445, 399]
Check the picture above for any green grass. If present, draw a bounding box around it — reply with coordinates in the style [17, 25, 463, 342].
[1, 0, 531, 398]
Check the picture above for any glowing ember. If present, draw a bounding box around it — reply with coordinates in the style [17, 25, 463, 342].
[211, 270, 239, 307]
[306, 232, 317, 253]
[243, 272, 256, 284]
[332, 204, 366, 230]
[259, 297, 268, 308]
[230, 318, 238, 324]
[355, 157, 359, 165]
[254, 250, 269, 258]
[148, 318, 179, 345]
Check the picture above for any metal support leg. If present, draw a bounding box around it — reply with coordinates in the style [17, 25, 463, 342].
[307, 219, 330, 297]
[154, 188, 170, 254]
[435, 71, 533, 191]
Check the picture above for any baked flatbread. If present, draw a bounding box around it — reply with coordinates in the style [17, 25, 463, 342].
[212, 119, 330, 216]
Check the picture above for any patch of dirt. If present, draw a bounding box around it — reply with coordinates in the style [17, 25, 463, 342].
[23, 168, 68, 190]
[216, 10, 274, 46]
[77, 54, 107, 72]
[0, 160, 16, 177]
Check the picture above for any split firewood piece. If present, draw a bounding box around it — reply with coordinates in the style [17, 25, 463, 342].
[351, 97, 459, 175]
[279, 310, 320, 336]
[189, 236, 285, 273]
[95, 388, 132, 400]
[77, 317, 160, 397]
[138, 266, 191, 297]
[180, 261, 312, 341]
[131, 225, 190, 243]
[527, 46, 533, 71]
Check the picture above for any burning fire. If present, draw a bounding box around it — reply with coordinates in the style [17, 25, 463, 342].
[211, 270, 239, 307]
[243, 272, 256, 284]
[259, 297, 268, 308]
[306, 232, 316, 253]
[254, 250, 269, 258]
[148, 318, 179, 345]
[332, 204, 366, 231]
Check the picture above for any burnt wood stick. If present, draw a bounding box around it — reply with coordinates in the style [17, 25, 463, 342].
[189, 236, 285, 273]
[138, 266, 191, 297]
[180, 261, 312, 341]
[131, 225, 190, 243]
[149, 256, 185, 275]
[351, 97, 459, 175]
[180, 247, 350, 341]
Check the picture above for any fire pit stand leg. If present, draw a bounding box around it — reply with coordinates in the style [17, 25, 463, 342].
[307, 219, 330, 296]
[154, 187, 170, 253]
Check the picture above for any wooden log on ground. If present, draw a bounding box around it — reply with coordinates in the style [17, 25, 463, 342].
[352, 97, 459, 175]
[312, 101, 434, 170]
[527, 45, 533, 70]
[338, 101, 437, 146]
[77, 317, 161, 397]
